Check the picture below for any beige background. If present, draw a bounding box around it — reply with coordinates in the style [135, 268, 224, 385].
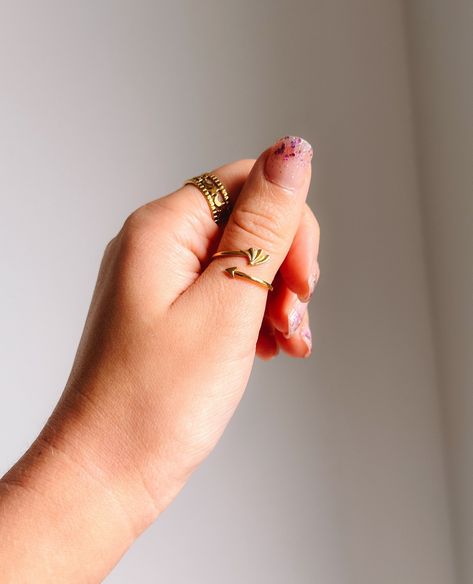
[0, 1, 469, 582]
[406, 1, 473, 582]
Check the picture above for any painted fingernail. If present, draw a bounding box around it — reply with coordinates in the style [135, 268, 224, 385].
[299, 262, 320, 303]
[301, 327, 312, 357]
[265, 136, 313, 189]
[285, 299, 308, 338]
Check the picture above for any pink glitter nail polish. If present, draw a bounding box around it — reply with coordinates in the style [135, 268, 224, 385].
[285, 298, 308, 338]
[301, 327, 312, 357]
[299, 262, 320, 303]
[265, 136, 313, 189]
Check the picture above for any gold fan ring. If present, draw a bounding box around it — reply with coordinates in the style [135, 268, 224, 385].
[212, 247, 273, 292]
[211, 247, 270, 266]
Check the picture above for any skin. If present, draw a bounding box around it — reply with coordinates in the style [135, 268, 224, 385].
[0, 137, 320, 582]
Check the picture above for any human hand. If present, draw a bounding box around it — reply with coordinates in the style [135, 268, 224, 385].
[1, 136, 319, 581]
[51, 134, 319, 513]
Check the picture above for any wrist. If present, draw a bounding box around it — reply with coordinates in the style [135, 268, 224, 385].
[0, 377, 176, 583]
[41, 369, 198, 523]
[36, 390, 163, 533]
[0, 428, 139, 582]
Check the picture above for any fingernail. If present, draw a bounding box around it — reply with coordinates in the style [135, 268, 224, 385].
[301, 327, 312, 357]
[299, 262, 320, 303]
[265, 136, 313, 189]
[285, 298, 308, 338]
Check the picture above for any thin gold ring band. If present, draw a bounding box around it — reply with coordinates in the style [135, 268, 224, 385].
[224, 267, 273, 292]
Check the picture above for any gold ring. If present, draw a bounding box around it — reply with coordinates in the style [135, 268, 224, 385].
[224, 267, 273, 292]
[184, 173, 231, 225]
[212, 247, 270, 266]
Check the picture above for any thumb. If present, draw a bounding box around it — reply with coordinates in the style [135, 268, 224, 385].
[190, 136, 313, 340]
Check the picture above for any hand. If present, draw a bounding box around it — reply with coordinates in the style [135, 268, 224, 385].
[0, 136, 319, 581]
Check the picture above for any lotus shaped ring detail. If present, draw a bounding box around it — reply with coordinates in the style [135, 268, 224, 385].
[211, 247, 270, 266]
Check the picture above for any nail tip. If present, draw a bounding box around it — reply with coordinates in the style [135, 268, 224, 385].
[272, 137, 313, 162]
[275, 135, 313, 154]
[301, 328, 312, 356]
[298, 270, 319, 303]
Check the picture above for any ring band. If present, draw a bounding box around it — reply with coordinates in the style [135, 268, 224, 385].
[225, 267, 273, 292]
[212, 247, 270, 266]
[184, 173, 231, 225]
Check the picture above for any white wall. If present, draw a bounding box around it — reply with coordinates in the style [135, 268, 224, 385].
[406, 2, 473, 582]
[0, 1, 456, 582]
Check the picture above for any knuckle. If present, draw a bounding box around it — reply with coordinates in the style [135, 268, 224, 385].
[119, 207, 156, 254]
[122, 207, 149, 233]
[303, 203, 321, 245]
[228, 204, 286, 252]
[102, 235, 118, 261]
[234, 158, 257, 170]
[305, 203, 320, 232]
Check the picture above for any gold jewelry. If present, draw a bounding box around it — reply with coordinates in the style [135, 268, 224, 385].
[212, 247, 270, 266]
[184, 173, 231, 225]
[225, 266, 273, 292]
[213, 247, 273, 292]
